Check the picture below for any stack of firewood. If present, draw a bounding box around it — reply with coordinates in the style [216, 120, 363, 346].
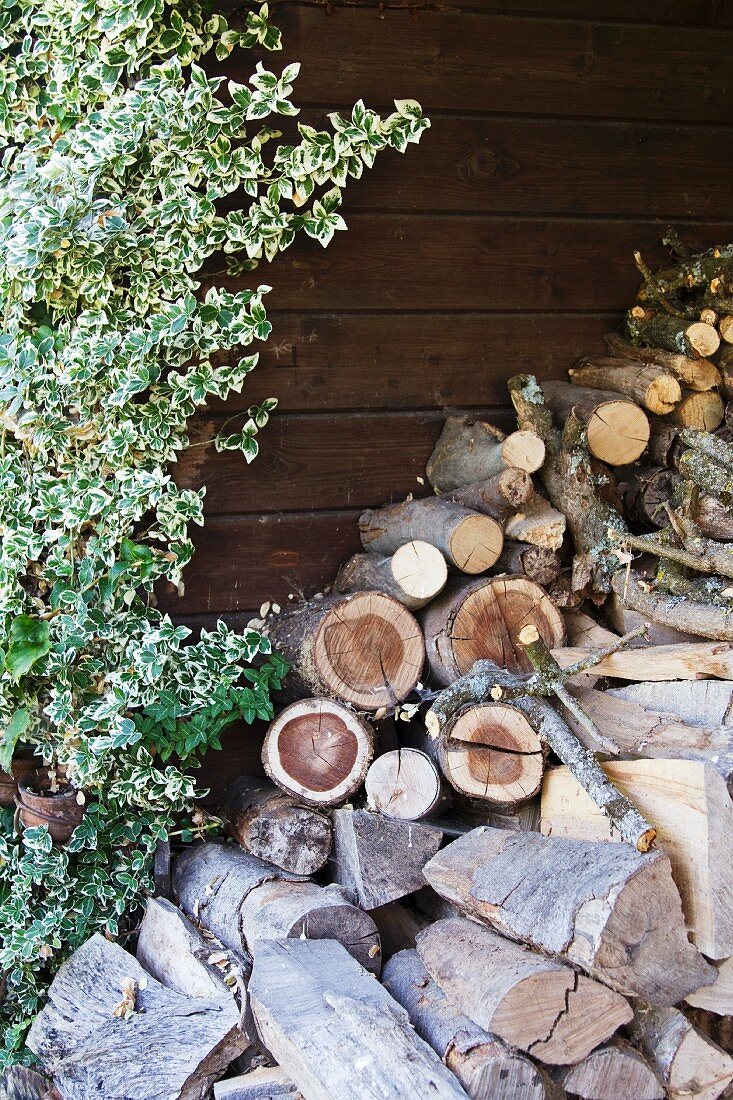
[20, 240, 733, 1100]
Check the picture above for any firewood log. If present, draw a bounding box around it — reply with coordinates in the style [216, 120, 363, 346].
[248, 939, 468, 1099]
[604, 332, 721, 391]
[720, 315, 733, 345]
[610, 570, 733, 641]
[416, 917, 632, 1066]
[495, 541, 561, 586]
[420, 703, 544, 806]
[540, 759, 733, 958]
[687, 957, 733, 1016]
[541, 381, 650, 466]
[359, 498, 503, 573]
[553, 1040, 664, 1100]
[382, 949, 549, 1100]
[364, 748, 450, 820]
[720, 346, 733, 400]
[137, 897, 249, 999]
[261, 699, 374, 808]
[426, 415, 545, 491]
[563, 610, 619, 649]
[555, 639, 733, 681]
[368, 901, 431, 960]
[421, 574, 565, 686]
[504, 493, 567, 550]
[26, 933, 246, 1100]
[616, 464, 681, 528]
[633, 1006, 733, 1100]
[214, 1067, 298, 1099]
[608, 679, 733, 728]
[423, 827, 712, 1004]
[0, 1068, 52, 1100]
[330, 807, 443, 909]
[647, 419, 685, 468]
[444, 469, 534, 519]
[605, 596, 701, 645]
[334, 540, 448, 610]
[239, 879, 381, 974]
[569, 357, 681, 414]
[670, 389, 725, 431]
[695, 491, 733, 539]
[264, 593, 424, 710]
[223, 776, 332, 875]
[626, 306, 720, 358]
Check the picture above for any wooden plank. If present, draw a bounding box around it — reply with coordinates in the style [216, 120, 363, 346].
[178, 410, 514, 514]
[207, 312, 616, 414]
[221, 115, 733, 219]
[159, 511, 363, 614]
[207, 218, 733, 313]
[215, 8, 733, 123]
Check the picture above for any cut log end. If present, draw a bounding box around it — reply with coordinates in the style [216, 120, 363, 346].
[365, 748, 447, 820]
[586, 400, 650, 465]
[441, 703, 544, 805]
[688, 321, 721, 358]
[390, 539, 448, 604]
[448, 513, 504, 573]
[502, 429, 546, 473]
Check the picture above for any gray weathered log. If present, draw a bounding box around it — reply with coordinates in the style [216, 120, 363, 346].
[368, 901, 431, 961]
[224, 776, 332, 875]
[422, 827, 714, 1004]
[426, 415, 545, 491]
[334, 540, 448, 610]
[633, 1006, 733, 1100]
[553, 1040, 664, 1100]
[611, 570, 733, 641]
[608, 679, 733, 728]
[0, 1069, 53, 1100]
[26, 934, 246, 1100]
[330, 807, 443, 910]
[360, 497, 504, 574]
[248, 939, 468, 1099]
[444, 469, 534, 519]
[213, 1067, 298, 1098]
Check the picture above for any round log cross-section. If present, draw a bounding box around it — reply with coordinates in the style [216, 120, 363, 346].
[437, 703, 544, 806]
[265, 592, 425, 710]
[262, 698, 375, 808]
[421, 575, 566, 686]
[365, 748, 449, 821]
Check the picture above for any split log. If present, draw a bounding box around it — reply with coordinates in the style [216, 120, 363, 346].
[670, 389, 725, 431]
[625, 307, 720, 359]
[426, 415, 545, 491]
[239, 879, 381, 974]
[604, 332, 721, 391]
[364, 748, 449, 820]
[261, 699, 374, 808]
[687, 957, 733, 1015]
[541, 380, 649, 466]
[444, 469, 534, 519]
[504, 493, 567, 550]
[563, 610, 619, 649]
[382, 948, 548, 1100]
[422, 827, 713, 1004]
[137, 897, 248, 1000]
[553, 1041, 664, 1100]
[422, 703, 544, 806]
[608, 679, 733, 727]
[359, 498, 503, 574]
[214, 1067, 298, 1099]
[686, 1010, 733, 1057]
[416, 917, 632, 1066]
[555, 639, 733, 681]
[541, 758, 733, 958]
[495, 541, 561, 586]
[368, 901, 431, 960]
[264, 593, 424, 710]
[610, 570, 733, 642]
[569, 357, 681, 414]
[633, 1006, 733, 1100]
[223, 776, 332, 875]
[334, 540, 447, 610]
[330, 807, 443, 909]
[248, 938, 468, 1100]
[421, 574, 566, 686]
[26, 933, 246, 1100]
[616, 464, 681, 528]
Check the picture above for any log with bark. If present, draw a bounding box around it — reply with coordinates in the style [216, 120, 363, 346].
[359, 497, 504, 574]
[503, 493, 567, 551]
[632, 1005, 733, 1100]
[416, 917, 633, 1066]
[422, 827, 714, 1004]
[261, 699, 375, 807]
[444, 469, 534, 519]
[0, 1069, 53, 1100]
[334, 540, 448, 610]
[426, 415, 545, 491]
[247, 939, 468, 1099]
[26, 934, 246, 1100]
[569, 356, 682, 415]
[625, 306, 720, 359]
[604, 331, 721, 391]
[364, 747, 450, 821]
[223, 776, 332, 875]
[553, 1041, 664, 1100]
[494, 541, 562, 586]
[264, 593, 424, 710]
[382, 948, 550, 1100]
[540, 380, 650, 466]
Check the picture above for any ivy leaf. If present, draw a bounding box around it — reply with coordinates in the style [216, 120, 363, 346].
[5, 617, 51, 681]
[0, 708, 31, 773]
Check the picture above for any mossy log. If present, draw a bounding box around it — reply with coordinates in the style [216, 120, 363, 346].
[626, 307, 720, 358]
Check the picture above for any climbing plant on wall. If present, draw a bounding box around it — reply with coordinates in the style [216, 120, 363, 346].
[0, 0, 428, 1062]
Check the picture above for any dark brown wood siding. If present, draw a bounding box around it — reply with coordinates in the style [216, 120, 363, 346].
[167, 0, 733, 627]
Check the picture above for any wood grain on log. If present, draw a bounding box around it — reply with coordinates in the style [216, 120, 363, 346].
[569, 357, 681, 414]
[26, 934, 246, 1100]
[670, 389, 725, 431]
[541, 758, 733, 958]
[248, 939, 468, 1099]
[616, 464, 681, 528]
[541, 381, 650, 466]
[426, 416, 544, 492]
[223, 776, 332, 875]
[504, 494, 567, 550]
[364, 748, 449, 821]
[0, 1068, 52, 1100]
[330, 807, 443, 910]
[687, 957, 733, 1016]
[334, 540, 448, 610]
[604, 332, 721, 391]
[359, 498, 503, 574]
[213, 1067, 298, 1099]
[555, 639, 733, 681]
[610, 570, 733, 642]
[264, 593, 424, 710]
[422, 827, 713, 1004]
[421, 574, 565, 686]
[633, 1006, 733, 1100]
[261, 699, 374, 808]
[553, 1040, 664, 1100]
[608, 679, 733, 727]
[382, 949, 548, 1100]
[416, 917, 632, 1066]
[445, 469, 534, 520]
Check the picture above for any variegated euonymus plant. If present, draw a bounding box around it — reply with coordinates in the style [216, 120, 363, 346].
[0, 0, 428, 1061]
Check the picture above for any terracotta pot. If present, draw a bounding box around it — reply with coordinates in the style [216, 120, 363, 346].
[0, 753, 45, 807]
[17, 784, 85, 845]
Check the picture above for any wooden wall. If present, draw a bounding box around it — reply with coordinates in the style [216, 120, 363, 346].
[165, 0, 733, 630]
